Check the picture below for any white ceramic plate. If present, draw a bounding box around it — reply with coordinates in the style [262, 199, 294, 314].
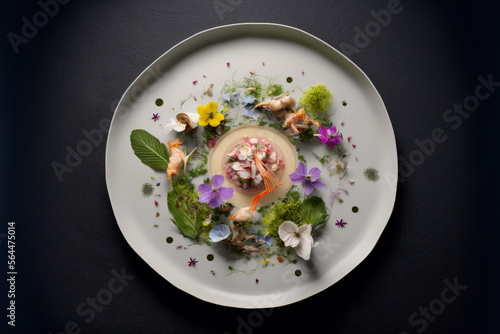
[105, 23, 398, 308]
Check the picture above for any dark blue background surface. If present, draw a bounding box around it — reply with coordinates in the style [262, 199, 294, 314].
[1, 0, 499, 333]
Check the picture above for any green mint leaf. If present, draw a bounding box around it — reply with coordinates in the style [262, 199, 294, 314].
[130, 129, 170, 170]
[167, 191, 200, 240]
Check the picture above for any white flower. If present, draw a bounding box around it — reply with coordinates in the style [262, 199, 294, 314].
[278, 221, 314, 260]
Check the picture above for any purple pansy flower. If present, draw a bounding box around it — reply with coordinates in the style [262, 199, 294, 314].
[289, 162, 326, 196]
[198, 175, 234, 209]
[317, 125, 342, 149]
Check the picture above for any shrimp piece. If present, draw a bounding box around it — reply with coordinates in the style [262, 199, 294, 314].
[166, 139, 196, 182]
[167, 139, 184, 181]
[230, 184, 281, 222]
[284, 108, 320, 134]
[254, 94, 296, 111]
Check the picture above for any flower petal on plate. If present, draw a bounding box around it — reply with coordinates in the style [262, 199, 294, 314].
[278, 221, 300, 247]
[206, 101, 219, 114]
[289, 171, 306, 184]
[211, 174, 224, 188]
[295, 235, 314, 260]
[297, 224, 312, 238]
[209, 224, 231, 242]
[217, 186, 234, 201]
[317, 126, 329, 137]
[208, 192, 224, 209]
[296, 162, 308, 176]
[312, 179, 326, 190]
[213, 112, 225, 121]
[198, 183, 213, 194]
[318, 135, 330, 144]
[197, 104, 207, 116]
[309, 167, 322, 181]
[208, 116, 221, 127]
[303, 179, 315, 196]
[198, 190, 214, 204]
[198, 114, 209, 126]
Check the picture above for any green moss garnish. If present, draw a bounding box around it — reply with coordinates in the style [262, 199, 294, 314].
[299, 84, 333, 113]
[267, 83, 284, 97]
[167, 174, 211, 241]
[263, 188, 303, 242]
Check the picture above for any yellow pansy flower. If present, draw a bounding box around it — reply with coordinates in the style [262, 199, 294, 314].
[197, 101, 224, 127]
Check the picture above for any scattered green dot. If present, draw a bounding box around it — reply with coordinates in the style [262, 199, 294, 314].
[155, 98, 163, 106]
[207, 254, 214, 261]
[342, 100, 347, 106]
[295, 270, 302, 277]
[286, 77, 293, 83]
[166, 237, 173, 244]
[141, 183, 154, 197]
[352, 206, 359, 213]
[363, 167, 380, 182]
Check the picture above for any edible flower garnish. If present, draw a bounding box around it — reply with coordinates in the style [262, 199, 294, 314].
[198, 174, 234, 209]
[151, 113, 160, 122]
[188, 257, 198, 267]
[335, 219, 347, 228]
[278, 221, 314, 260]
[317, 125, 342, 149]
[221, 92, 240, 107]
[289, 162, 325, 196]
[242, 95, 257, 118]
[197, 101, 224, 127]
[209, 224, 231, 242]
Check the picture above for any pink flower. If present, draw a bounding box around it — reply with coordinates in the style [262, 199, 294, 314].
[317, 125, 342, 149]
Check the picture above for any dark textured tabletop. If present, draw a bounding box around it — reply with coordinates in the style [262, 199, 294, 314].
[1, 1, 499, 333]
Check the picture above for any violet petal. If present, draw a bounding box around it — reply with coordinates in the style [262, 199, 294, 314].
[312, 179, 326, 190]
[211, 174, 224, 188]
[289, 171, 306, 184]
[217, 186, 234, 201]
[198, 183, 213, 195]
[308, 167, 322, 181]
[199, 191, 214, 204]
[296, 162, 308, 176]
[208, 192, 224, 209]
[303, 179, 315, 196]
